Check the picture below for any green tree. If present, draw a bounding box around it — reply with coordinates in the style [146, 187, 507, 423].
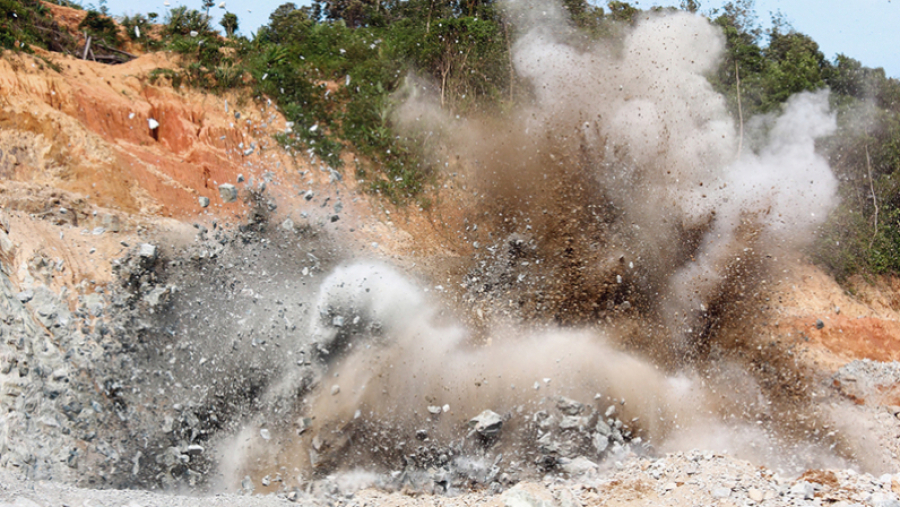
[761, 27, 828, 105]
[164, 6, 213, 36]
[607, 1, 638, 24]
[78, 10, 120, 46]
[312, 0, 380, 28]
[260, 2, 312, 44]
[708, 1, 766, 116]
[680, 0, 700, 13]
[203, 0, 214, 18]
[220, 11, 238, 37]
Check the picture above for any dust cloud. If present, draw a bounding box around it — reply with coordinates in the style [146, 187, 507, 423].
[396, 2, 838, 353]
[219, 0, 854, 489]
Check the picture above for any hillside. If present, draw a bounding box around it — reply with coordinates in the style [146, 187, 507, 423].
[2, 2, 900, 507]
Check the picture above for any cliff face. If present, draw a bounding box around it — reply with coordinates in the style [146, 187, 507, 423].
[0, 49, 276, 217]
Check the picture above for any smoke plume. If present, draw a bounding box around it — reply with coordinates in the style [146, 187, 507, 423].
[396, 2, 838, 354]
[221, 0, 855, 490]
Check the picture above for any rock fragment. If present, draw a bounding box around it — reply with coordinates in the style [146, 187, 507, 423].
[711, 487, 731, 499]
[219, 184, 238, 203]
[469, 409, 503, 438]
[748, 488, 764, 502]
[101, 214, 120, 232]
[139, 243, 157, 260]
[559, 456, 597, 476]
[790, 481, 816, 499]
[556, 396, 584, 415]
[499, 482, 557, 507]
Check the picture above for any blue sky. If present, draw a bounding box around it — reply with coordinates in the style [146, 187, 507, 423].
[101, 0, 900, 78]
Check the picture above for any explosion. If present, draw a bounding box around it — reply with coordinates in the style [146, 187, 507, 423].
[211, 2, 860, 491]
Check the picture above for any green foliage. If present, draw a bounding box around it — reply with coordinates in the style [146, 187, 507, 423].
[1, 0, 76, 52]
[814, 87, 900, 279]
[121, 14, 147, 40]
[607, 1, 638, 24]
[761, 29, 827, 105]
[148, 67, 184, 88]
[220, 12, 238, 37]
[78, 10, 120, 46]
[120, 13, 163, 49]
[258, 3, 313, 44]
[247, 0, 522, 202]
[163, 5, 213, 37]
[562, 0, 605, 31]
[312, 0, 379, 28]
[815, 204, 900, 279]
[869, 207, 900, 273]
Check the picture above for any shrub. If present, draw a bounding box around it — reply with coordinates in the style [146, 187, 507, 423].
[78, 10, 120, 46]
[163, 6, 212, 37]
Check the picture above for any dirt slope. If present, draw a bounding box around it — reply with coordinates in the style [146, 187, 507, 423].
[765, 261, 900, 371]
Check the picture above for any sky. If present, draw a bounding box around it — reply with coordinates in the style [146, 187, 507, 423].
[100, 0, 900, 78]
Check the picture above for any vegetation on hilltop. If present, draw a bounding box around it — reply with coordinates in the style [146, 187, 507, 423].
[1, 0, 76, 52]
[2, 0, 900, 279]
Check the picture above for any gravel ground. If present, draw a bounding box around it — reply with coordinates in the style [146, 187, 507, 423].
[3, 450, 900, 507]
[2, 207, 900, 506]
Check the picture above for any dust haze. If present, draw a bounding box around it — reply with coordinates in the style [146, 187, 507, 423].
[215, 0, 869, 490]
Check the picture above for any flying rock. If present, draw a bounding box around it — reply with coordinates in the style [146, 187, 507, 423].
[556, 396, 584, 415]
[559, 456, 597, 476]
[469, 409, 503, 438]
[139, 243, 157, 260]
[219, 184, 238, 203]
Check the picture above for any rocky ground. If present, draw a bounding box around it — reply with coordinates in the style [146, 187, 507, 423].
[4, 451, 900, 506]
[3, 7, 900, 506]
